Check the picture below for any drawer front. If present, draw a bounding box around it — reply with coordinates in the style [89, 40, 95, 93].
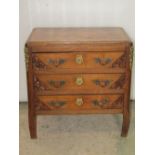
[32, 52, 127, 71]
[35, 95, 123, 111]
[33, 74, 126, 94]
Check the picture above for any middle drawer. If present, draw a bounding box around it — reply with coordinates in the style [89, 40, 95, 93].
[33, 74, 126, 95]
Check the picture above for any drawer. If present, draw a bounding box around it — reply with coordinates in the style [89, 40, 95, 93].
[33, 74, 126, 94]
[32, 52, 127, 72]
[35, 94, 124, 112]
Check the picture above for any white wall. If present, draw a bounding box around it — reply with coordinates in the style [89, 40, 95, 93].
[19, 0, 135, 101]
[19, 0, 31, 101]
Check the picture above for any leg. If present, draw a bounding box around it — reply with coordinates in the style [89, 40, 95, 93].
[121, 91, 130, 137]
[121, 111, 130, 137]
[28, 110, 37, 139]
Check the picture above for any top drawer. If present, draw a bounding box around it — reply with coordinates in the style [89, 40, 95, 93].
[32, 51, 127, 72]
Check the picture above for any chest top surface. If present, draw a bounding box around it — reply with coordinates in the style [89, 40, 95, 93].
[26, 27, 131, 46]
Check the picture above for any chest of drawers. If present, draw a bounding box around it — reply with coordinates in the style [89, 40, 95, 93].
[25, 27, 133, 138]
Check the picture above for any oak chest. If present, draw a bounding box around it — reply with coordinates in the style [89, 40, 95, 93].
[25, 27, 133, 138]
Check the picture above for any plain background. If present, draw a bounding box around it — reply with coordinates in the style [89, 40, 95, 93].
[19, 0, 135, 101]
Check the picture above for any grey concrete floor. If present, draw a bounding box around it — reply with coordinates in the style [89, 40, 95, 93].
[19, 102, 134, 155]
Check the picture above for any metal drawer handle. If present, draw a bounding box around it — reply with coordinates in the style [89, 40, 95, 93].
[92, 97, 110, 107]
[48, 101, 66, 107]
[75, 55, 83, 64]
[76, 98, 83, 106]
[95, 58, 112, 65]
[49, 80, 66, 88]
[93, 80, 112, 88]
[76, 77, 84, 86]
[48, 58, 66, 67]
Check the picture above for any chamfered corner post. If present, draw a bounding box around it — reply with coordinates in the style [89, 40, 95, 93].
[25, 45, 37, 139]
[121, 44, 133, 137]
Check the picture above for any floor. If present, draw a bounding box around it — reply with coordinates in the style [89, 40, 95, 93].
[19, 102, 134, 155]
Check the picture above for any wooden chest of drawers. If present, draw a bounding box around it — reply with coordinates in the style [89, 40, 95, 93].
[25, 27, 133, 138]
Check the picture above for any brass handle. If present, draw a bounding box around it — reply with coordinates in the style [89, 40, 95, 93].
[48, 101, 66, 107]
[95, 58, 112, 65]
[75, 55, 83, 64]
[92, 97, 110, 107]
[48, 58, 65, 67]
[49, 80, 66, 88]
[76, 98, 83, 106]
[93, 80, 112, 88]
[76, 77, 84, 86]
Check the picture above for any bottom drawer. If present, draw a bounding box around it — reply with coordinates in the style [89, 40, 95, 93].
[34, 95, 124, 112]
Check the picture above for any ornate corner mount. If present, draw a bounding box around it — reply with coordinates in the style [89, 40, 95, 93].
[129, 45, 134, 70]
[24, 46, 29, 71]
